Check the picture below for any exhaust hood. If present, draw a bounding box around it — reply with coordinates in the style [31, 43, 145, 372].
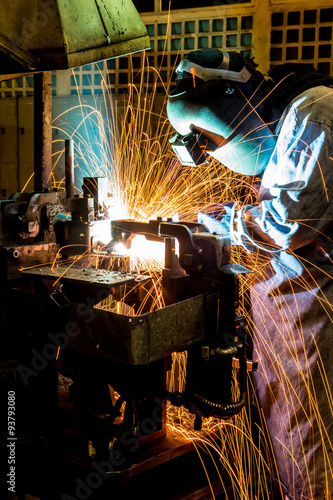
[0, 0, 150, 75]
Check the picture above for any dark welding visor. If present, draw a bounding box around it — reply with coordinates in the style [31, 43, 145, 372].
[169, 130, 219, 167]
[167, 52, 275, 174]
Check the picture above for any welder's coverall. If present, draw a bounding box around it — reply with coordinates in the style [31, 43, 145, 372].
[232, 85, 333, 499]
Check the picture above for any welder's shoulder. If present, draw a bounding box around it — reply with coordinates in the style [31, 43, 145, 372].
[289, 85, 333, 129]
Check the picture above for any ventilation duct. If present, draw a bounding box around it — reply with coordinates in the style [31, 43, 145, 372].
[0, 0, 150, 75]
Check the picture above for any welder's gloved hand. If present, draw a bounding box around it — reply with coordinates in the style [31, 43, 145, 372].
[198, 204, 236, 244]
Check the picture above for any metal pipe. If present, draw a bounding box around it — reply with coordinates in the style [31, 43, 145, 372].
[34, 71, 52, 192]
[65, 139, 74, 198]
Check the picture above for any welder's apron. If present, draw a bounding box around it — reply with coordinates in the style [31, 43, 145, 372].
[251, 246, 333, 500]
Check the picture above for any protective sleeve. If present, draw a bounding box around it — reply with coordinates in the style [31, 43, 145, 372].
[231, 87, 333, 254]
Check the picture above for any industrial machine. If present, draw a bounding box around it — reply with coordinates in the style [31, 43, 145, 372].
[0, 1, 255, 498]
[0, 157, 255, 498]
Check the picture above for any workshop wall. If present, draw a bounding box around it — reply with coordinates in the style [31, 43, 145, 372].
[107, 0, 333, 96]
[1, 0, 332, 99]
[0, 98, 34, 197]
[0, 94, 107, 198]
[0, 0, 332, 198]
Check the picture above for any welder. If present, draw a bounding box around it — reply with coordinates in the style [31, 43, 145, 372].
[166, 48, 333, 500]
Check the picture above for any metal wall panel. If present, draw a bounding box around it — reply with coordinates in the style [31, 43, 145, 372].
[0, 98, 18, 197]
[18, 97, 34, 192]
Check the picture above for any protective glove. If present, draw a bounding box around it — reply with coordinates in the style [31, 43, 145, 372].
[198, 203, 236, 244]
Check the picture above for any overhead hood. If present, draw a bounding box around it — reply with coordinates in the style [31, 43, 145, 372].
[0, 0, 150, 75]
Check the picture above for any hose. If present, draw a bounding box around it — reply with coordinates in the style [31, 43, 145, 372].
[190, 351, 248, 419]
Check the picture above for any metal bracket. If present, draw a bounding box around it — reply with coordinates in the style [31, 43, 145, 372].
[50, 284, 71, 308]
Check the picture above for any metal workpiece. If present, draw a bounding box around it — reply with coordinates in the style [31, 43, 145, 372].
[111, 218, 231, 274]
[68, 293, 208, 365]
[0, 242, 58, 280]
[0, 0, 150, 74]
[159, 221, 231, 272]
[55, 218, 111, 255]
[111, 219, 165, 246]
[21, 264, 152, 308]
[111, 218, 209, 244]
[22, 264, 149, 289]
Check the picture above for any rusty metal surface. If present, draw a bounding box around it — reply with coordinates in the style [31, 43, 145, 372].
[68, 293, 210, 365]
[1, 242, 58, 280]
[0, 191, 67, 245]
[22, 264, 149, 288]
[0, 0, 150, 73]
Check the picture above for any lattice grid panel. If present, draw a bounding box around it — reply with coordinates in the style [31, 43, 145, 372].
[104, 14, 253, 95]
[270, 7, 333, 75]
[1, 2, 332, 97]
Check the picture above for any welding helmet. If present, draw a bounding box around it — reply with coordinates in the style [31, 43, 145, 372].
[167, 49, 276, 176]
